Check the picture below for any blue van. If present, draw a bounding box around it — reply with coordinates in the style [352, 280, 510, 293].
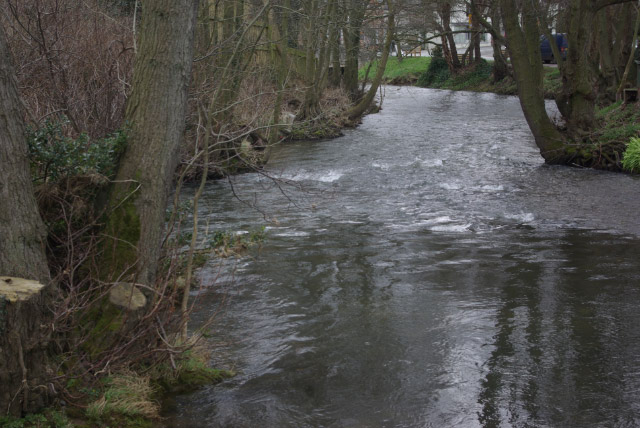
[540, 34, 568, 63]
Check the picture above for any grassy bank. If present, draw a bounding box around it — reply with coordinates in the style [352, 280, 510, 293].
[0, 350, 233, 428]
[413, 57, 560, 98]
[358, 57, 431, 84]
[360, 56, 561, 98]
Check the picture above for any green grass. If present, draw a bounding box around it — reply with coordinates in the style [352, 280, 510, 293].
[360, 56, 562, 98]
[542, 67, 562, 97]
[0, 410, 72, 428]
[359, 57, 431, 82]
[596, 100, 624, 119]
[595, 102, 640, 145]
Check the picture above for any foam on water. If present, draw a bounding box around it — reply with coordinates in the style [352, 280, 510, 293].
[429, 223, 473, 233]
[282, 170, 343, 183]
[505, 212, 535, 223]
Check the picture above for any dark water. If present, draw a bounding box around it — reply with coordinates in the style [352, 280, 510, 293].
[167, 87, 640, 427]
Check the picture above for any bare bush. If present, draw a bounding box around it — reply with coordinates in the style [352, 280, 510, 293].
[2, 0, 134, 137]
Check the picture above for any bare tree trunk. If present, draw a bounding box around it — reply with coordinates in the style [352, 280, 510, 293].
[556, 0, 597, 134]
[102, 0, 200, 285]
[329, 0, 343, 87]
[617, 4, 640, 99]
[269, 0, 290, 145]
[342, 0, 366, 100]
[500, 0, 567, 163]
[0, 24, 52, 417]
[471, 1, 482, 63]
[441, 2, 461, 71]
[490, 8, 508, 82]
[346, 0, 394, 120]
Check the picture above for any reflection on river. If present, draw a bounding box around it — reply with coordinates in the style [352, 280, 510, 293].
[167, 87, 640, 427]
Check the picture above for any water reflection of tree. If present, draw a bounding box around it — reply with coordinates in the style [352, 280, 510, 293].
[477, 230, 640, 427]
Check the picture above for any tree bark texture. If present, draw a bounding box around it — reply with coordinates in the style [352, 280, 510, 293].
[500, 0, 567, 163]
[0, 25, 53, 417]
[103, 0, 199, 285]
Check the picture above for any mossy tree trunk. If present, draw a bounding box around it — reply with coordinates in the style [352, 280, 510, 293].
[0, 25, 53, 417]
[103, 0, 200, 285]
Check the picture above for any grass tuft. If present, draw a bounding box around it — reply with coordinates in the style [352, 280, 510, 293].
[86, 372, 160, 421]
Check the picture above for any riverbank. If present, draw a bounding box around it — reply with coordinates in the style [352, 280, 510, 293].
[180, 85, 362, 182]
[363, 56, 639, 172]
[0, 349, 232, 428]
[362, 56, 560, 98]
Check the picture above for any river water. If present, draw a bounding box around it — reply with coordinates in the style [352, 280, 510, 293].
[167, 87, 640, 427]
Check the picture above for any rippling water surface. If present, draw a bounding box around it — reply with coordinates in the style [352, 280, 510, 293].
[167, 87, 640, 427]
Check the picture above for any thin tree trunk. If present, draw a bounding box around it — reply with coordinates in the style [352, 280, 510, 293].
[181, 104, 210, 339]
[617, 4, 640, 99]
[441, 2, 461, 71]
[269, 0, 289, 145]
[490, 9, 508, 82]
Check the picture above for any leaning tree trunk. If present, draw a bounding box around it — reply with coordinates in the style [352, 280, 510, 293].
[500, 0, 567, 163]
[102, 0, 200, 285]
[346, 0, 394, 120]
[0, 25, 52, 417]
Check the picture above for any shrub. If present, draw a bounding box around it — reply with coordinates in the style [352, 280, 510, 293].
[417, 56, 450, 87]
[27, 120, 127, 183]
[622, 137, 640, 173]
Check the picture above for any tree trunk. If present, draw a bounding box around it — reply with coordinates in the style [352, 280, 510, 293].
[490, 9, 508, 82]
[329, 0, 342, 88]
[269, 0, 290, 145]
[102, 0, 200, 285]
[0, 25, 52, 417]
[500, 0, 567, 163]
[346, 0, 394, 120]
[441, 2, 461, 71]
[342, 0, 366, 100]
[556, 0, 597, 134]
[471, 0, 482, 63]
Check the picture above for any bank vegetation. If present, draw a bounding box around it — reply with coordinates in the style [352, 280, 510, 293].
[0, 0, 396, 426]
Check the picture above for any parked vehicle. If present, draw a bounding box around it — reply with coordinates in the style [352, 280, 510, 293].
[540, 34, 568, 63]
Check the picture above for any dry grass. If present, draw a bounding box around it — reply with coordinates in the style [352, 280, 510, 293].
[86, 371, 160, 420]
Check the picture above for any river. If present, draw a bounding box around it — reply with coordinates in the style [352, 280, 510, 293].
[166, 87, 640, 427]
